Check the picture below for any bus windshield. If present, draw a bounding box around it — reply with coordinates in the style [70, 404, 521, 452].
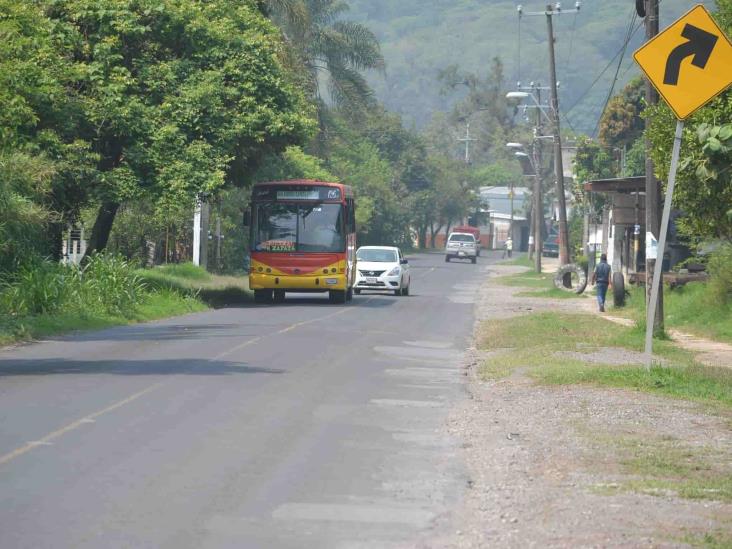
[254, 202, 345, 253]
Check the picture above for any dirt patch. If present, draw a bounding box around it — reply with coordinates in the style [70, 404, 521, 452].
[424, 263, 732, 548]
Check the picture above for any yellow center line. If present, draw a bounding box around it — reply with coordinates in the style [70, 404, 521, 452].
[0, 382, 164, 467]
[0, 296, 374, 467]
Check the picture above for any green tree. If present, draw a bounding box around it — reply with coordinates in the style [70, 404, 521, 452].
[598, 78, 645, 149]
[39, 0, 314, 258]
[644, 2, 732, 244]
[265, 0, 384, 113]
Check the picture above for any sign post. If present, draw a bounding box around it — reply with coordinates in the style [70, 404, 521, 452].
[633, 4, 732, 368]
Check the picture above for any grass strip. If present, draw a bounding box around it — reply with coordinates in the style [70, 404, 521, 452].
[137, 263, 252, 307]
[478, 312, 732, 409]
[616, 283, 732, 344]
[0, 289, 206, 346]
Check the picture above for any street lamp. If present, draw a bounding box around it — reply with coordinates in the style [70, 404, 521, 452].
[507, 141, 543, 274]
[506, 89, 570, 265]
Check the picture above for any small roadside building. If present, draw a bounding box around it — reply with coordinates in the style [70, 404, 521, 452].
[583, 176, 690, 276]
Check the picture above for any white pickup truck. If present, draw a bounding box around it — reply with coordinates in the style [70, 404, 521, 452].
[445, 232, 478, 264]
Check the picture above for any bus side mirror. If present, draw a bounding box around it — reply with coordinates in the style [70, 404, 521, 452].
[243, 208, 251, 227]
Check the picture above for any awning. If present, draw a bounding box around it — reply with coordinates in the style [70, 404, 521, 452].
[583, 176, 645, 193]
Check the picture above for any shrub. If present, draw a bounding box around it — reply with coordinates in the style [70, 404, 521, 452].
[0, 260, 82, 315]
[81, 254, 146, 316]
[707, 244, 732, 305]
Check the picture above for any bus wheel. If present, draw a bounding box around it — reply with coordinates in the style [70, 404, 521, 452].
[329, 290, 346, 304]
[273, 290, 286, 303]
[254, 290, 273, 304]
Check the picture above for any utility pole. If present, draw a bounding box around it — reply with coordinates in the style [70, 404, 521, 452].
[457, 122, 478, 165]
[518, 3, 579, 266]
[533, 86, 545, 274]
[545, 5, 571, 265]
[643, 0, 663, 334]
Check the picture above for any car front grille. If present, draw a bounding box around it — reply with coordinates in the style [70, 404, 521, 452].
[358, 270, 386, 277]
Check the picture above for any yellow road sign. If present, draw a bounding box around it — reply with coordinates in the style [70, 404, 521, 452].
[634, 4, 732, 120]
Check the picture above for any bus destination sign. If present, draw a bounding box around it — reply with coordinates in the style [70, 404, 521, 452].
[254, 185, 341, 202]
[277, 190, 321, 200]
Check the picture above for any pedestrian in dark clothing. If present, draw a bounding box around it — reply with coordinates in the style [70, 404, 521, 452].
[591, 253, 612, 312]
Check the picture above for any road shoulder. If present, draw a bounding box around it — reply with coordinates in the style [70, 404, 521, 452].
[440, 263, 732, 547]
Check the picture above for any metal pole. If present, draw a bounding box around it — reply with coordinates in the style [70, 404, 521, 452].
[533, 87, 544, 273]
[644, 0, 663, 333]
[645, 120, 683, 368]
[192, 199, 201, 266]
[546, 5, 570, 265]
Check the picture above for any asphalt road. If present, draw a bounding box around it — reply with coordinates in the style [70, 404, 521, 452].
[0, 252, 495, 549]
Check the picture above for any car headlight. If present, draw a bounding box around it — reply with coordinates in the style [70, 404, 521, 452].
[387, 266, 401, 276]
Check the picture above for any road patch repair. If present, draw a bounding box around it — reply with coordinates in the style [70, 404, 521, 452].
[431, 261, 732, 547]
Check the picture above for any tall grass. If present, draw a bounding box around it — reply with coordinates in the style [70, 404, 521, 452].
[0, 254, 147, 318]
[0, 254, 208, 345]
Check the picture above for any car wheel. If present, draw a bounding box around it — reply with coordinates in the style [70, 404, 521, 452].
[445, 255, 450, 262]
[402, 284, 410, 296]
[471, 257, 477, 264]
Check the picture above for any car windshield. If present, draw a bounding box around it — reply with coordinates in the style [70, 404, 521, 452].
[449, 234, 475, 242]
[254, 202, 345, 253]
[357, 249, 398, 262]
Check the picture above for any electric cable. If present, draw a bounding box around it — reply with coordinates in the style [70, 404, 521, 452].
[592, 8, 638, 137]
[564, 18, 644, 118]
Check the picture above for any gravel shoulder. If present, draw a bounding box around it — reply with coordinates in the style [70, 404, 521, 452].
[427, 263, 732, 548]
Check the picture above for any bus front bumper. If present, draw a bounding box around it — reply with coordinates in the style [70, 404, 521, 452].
[249, 273, 347, 291]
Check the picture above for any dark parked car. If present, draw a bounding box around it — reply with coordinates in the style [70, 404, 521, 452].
[542, 230, 559, 257]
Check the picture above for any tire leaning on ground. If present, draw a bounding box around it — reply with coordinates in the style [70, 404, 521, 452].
[613, 272, 626, 307]
[553, 263, 588, 294]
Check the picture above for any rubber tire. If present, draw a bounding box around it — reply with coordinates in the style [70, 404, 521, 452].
[354, 289, 361, 295]
[613, 272, 626, 307]
[329, 290, 347, 304]
[553, 263, 588, 294]
[273, 290, 286, 303]
[402, 284, 410, 296]
[445, 256, 450, 262]
[393, 289, 401, 296]
[254, 289, 273, 304]
[471, 257, 477, 264]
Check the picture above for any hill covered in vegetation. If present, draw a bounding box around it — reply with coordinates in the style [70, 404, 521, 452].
[347, 0, 714, 134]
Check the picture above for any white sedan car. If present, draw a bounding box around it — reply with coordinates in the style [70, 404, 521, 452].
[355, 246, 411, 296]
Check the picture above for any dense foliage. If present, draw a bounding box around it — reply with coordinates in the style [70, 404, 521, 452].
[645, 1, 732, 244]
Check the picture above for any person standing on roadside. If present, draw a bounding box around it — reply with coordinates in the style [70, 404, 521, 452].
[591, 253, 612, 312]
[506, 237, 513, 258]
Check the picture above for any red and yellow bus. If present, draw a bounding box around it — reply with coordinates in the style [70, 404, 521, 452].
[247, 180, 357, 304]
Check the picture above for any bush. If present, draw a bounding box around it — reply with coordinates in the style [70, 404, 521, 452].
[0, 259, 81, 315]
[154, 262, 211, 281]
[82, 254, 146, 316]
[707, 245, 732, 305]
[0, 254, 147, 319]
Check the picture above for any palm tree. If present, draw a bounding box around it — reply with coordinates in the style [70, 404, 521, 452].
[265, 0, 384, 113]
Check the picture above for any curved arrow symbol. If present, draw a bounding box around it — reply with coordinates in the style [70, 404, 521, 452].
[664, 24, 719, 85]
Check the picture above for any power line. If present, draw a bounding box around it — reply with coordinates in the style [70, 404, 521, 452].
[564, 18, 644, 119]
[593, 8, 638, 137]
